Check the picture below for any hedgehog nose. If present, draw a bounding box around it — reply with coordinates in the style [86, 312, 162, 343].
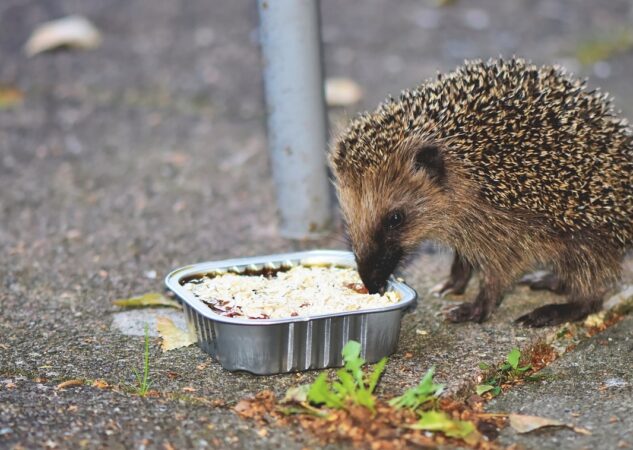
[357, 263, 388, 295]
[360, 275, 386, 295]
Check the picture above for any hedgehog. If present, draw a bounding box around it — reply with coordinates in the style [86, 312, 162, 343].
[329, 58, 633, 327]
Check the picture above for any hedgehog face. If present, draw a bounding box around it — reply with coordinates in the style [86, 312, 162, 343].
[333, 138, 451, 293]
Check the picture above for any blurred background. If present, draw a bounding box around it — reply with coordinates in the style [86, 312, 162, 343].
[2, 0, 633, 280]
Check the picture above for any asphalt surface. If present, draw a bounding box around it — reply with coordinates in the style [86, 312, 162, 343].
[488, 315, 633, 450]
[1, 0, 632, 449]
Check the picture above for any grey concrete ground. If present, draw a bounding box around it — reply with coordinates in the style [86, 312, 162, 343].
[1, 0, 632, 449]
[488, 315, 633, 450]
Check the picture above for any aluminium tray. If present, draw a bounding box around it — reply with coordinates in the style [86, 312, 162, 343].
[165, 250, 417, 375]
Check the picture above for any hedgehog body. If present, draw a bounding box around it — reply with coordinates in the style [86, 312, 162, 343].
[330, 58, 633, 327]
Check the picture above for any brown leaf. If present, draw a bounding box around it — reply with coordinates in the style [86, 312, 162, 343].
[234, 400, 250, 413]
[92, 379, 109, 389]
[165, 370, 180, 380]
[0, 85, 23, 109]
[56, 379, 84, 390]
[509, 414, 591, 435]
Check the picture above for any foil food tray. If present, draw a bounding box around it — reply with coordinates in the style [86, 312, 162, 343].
[165, 250, 417, 375]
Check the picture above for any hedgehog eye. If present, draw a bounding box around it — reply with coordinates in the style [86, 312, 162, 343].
[384, 210, 405, 230]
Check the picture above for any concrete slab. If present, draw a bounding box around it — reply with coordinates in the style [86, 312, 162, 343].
[487, 315, 633, 450]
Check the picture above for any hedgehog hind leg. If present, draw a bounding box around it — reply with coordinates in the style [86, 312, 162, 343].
[516, 239, 622, 328]
[515, 297, 603, 327]
[518, 271, 569, 295]
[430, 252, 473, 297]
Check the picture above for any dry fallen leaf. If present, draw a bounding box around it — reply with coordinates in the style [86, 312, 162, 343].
[509, 414, 591, 435]
[92, 379, 109, 389]
[234, 400, 251, 415]
[113, 292, 181, 309]
[145, 390, 161, 398]
[24, 15, 102, 56]
[325, 78, 363, 106]
[280, 384, 310, 404]
[0, 85, 24, 109]
[56, 379, 84, 390]
[156, 316, 196, 351]
[584, 311, 606, 328]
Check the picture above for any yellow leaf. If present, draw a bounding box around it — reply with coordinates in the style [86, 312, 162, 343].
[113, 292, 181, 309]
[584, 311, 606, 328]
[156, 316, 196, 351]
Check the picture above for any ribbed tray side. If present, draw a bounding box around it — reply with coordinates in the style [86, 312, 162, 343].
[184, 303, 404, 374]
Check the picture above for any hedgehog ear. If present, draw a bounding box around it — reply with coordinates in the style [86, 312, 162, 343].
[414, 145, 445, 183]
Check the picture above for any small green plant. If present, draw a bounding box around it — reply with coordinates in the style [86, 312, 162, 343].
[281, 346, 479, 445]
[396, 368, 478, 444]
[389, 366, 444, 410]
[410, 410, 477, 442]
[132, 324, 153, 397]
[502, 348, 531, 373]
[307, 340, 387, 412]
[476, 347, 532, 397]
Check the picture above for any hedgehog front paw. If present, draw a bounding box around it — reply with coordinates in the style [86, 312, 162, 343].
[444, 302, 490, 323]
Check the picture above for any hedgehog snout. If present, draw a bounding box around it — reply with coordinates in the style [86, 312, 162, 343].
[356, 245, 403, 295]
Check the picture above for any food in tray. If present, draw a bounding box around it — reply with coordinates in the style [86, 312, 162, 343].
[183, 265, 401, 320]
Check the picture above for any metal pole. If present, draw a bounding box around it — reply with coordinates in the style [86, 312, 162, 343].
[257, 0, 332, 239]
